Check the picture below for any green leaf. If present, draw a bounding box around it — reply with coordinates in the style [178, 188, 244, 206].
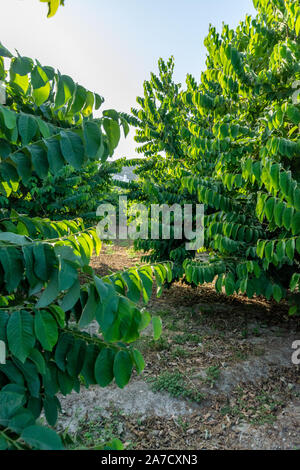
[13, 358, 41, 398]
[59, 131, 84, 169]
[139, 267, 153, 303]
[282, 206, 294, 231]
[11, 152, 31, 184]
[286, 238, 295, 261]
[113, 350, 133, 389]
[8, 409, 35, 434]
[152, 316, 162, 340]
[131, 349, 145, 374]
[122, 270, 141, 303]
[290, 273, 300, 292]
[43, 396, 59, 426]
[0, 42, 12, 58]
[82, 91, 94, 117]
[273, 285, 282, 303]
[0, 390, 26, 426]
[103, 118, 121, 152]
[0, 232, 31, 245]
[21, 425, 63, 450]
[94, 348, 115, 387]
[81, 344, 99, 385]
[54, 333, 74, 372]
[7, 311, 35, 363]
[45, 138, 65, 174]
[66, 339, 86, 376]
[265, 197, 275, 221]
[78, 285, 97, 328]
[103, 439, 124, 450]
[287, 105, 300, 125]
[18, 114, 38, 145]
[296, 13, 300, 36]
[291, 212, 300, 236]
[10, 56, 33, 76]
[48, 305, 65, 328]
[224, 273, 235, 296]
[33, 82, 51, 107]
[83, 121, 102, 159]
[28, 144, 49, 178]
[70, 85, 87, 114]
[60, 279, 80, 311]
[34, 310, 58, 351]
[33, 243, 49, 281]
[276, 239, 286, 261]
[0, 247, 23, 292]
[28, 348, 46, 375]
[36, 270, 59, 308]
[55, 75, 75, 109]
[31, 65, 49, 89]
[0, 106, 17, 129]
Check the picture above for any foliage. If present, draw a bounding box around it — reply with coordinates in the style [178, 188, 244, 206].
[0, 43, 173, 450]
[147, 371, 204, 403]
[124, 0, 300, 313]
[40, 0, 65, 18]
[5, 159, 124, 223]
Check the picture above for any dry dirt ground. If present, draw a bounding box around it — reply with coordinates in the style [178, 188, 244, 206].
[56, 242, 300, 450]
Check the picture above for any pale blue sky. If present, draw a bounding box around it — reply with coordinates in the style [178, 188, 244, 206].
[1, 0, 257, 158]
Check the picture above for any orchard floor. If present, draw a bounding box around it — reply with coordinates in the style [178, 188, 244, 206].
[56, 242, 300, 450]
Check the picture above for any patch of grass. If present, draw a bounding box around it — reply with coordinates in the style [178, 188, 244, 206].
[173, 333, 202, 345]
[241, 329, 248, 339]
[253, 347, 265, 357]
[234, 351, 249, 361]
[134, 334, 170, 353]
[204, 366, 221, 388]
[175, 416, 190, 432]
[69, 409, 129, 450]
[154, 309, 172, 318]
[126, 247, 138, 259]
[103, 244, 114, 256]
[170, 347, 191, 359]
[220, 387, 283, 425]
[147, 372, 204, 403]
[149, 335, 170, 351]
[251, 327, 261, 337]
[165, 320, 180, 332]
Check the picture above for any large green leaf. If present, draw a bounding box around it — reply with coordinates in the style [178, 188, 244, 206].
[21, 425, 63, 450]
[7, 311, 35, 363]
[34, 311, 58, 351]
[94, 348, 115, 387]
[113, 350, 133, 389]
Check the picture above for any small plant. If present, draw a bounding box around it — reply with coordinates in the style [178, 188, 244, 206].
[173, 333, 202, 345]
[70, 409, 126, 450]
[165, 320, 180, 332]
[148, 335, 170, 352]
[126, 247, 138, 259]
[204, 366, 221, 388]
[154, 310, 172, 318]
[103, 243, 115, 256]
[220, 387, 284, 425]
[175, 417, 190, 433]
[148, 372, 204, 403]
[171, 347, 191, 359]
[251, 327, 261, 337]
